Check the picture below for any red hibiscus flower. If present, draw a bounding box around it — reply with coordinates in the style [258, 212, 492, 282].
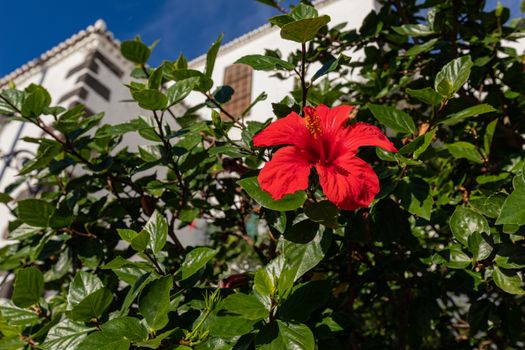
[253, 104, 397, 210]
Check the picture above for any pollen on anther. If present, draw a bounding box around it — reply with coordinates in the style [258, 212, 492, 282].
[304, 108, 322, 138]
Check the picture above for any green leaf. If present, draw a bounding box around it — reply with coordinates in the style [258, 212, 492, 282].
[12, 267, 44, 308]
[206, 315, 257, 338]
[131, 89, 167, 110]
[494, 245, 525, 269]
[449, 206, 490, 246]
[235, 55, 295, 71]
[121, 40, 150, 64]
[131, 230, 150, 252]
[447, 142, 483, 164]
[406, 87, 443, 106]
[440, 104, 496, 126]
[289, 3, 318, 20]
[496, 186, 525, 225]
[17, 199, 55, 228]
[312, 54, 349, 82]
[176, 247, 218, 280]
[368, 104, 416, 134]
[483, 119, 498, 156]
[280, 16, 330, 43]
[280, 225, 331, 290]
[493, 266, 525, 295]
[205, 34, 223, 77]
[100, 317, 148, 342]
[393, 24, 434, 37]
[139, 276, 172, 331]
[268, 14, 294, 28]
[0, 192, 13, 204]
[238, 177, 307, 211]
[221, 293, 269, 321]
[255, 320, 314, 350]
[467, 232, 493, 261]
[434, 56, 473, 97]
[41, 319, 94, 350]
[303, 200, 339, 228]
[278, 280, 330, 322]
[66, 272, 113, 322]
[397, 128, 436, 159]
[144, 210, 168, 254]
[253, 268, 274, 310]
[147, 66, 163, 90]
[446, 245, 472, 269]
[405, 38, 439, 56]
[167, 77, 199, 106]
[395, 178, 434, 220]
[77, 332, 130, 350]
[0, 301, 41, 327]
[213, 85, 234, 104]
[21, 84, 51, 118]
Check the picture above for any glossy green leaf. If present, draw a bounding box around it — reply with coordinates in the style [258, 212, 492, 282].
[139, 276, 172, 330]
[77, 332, 130, 350]
[493, 267, 525, 295]
[176, 247, 218, 280]
[235, 55, 295, 71]
[405, 38, 439, 56]
[406, 87, 443, 106]
[496, 186, 525, 225]
[21, 84, 51, 118]
[144, 210, 168, 254]
[167, 77, 199, 107]
[131, 89, 167, 110]
[467, 232, 492, 261]
[17, 199, 55, 228]
[66, 272, 113, 321]
[434, 56, 473, 97]
[278, 280, 330, 322]
[398, 128, 436, 159]
[494, 245, 525, 269]
[41, 319, 94, 350]
[255, 320, 314, 350]
[395, 178, 434, 220]
[280, 16, 330, 43]
[253, 268, 274, 310]
[368, 104, 416, 134]
[12, 267, 44, 308]
[447, 142, 483, 164]
[205, 33, 223, 78]
[280, 225, 331, 288]
[483, 118, 498, 156]
[239, 177, 307, 211]
[440, 104, 496, 126]
[121, 40, 150, 64]
[303, 200, 339, 228]
[206, 315, 257, 338]
[393, 24, 434, 36]
[0, 302, 41, 327]
[449, 206, 490, 246]
[221, 293, 269, 321]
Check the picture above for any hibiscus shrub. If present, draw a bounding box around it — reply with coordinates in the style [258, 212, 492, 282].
[1, 0, 525, 349]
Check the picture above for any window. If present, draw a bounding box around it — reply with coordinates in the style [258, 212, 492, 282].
[221, 64, 252, 120]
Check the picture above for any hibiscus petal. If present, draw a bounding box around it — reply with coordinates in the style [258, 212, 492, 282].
[341, 122, 397, 153]
[316, 155, 379, 210]
[258, 146, 313, 200]
[315, 104, 354, 134]
[253, 112, 312, 149]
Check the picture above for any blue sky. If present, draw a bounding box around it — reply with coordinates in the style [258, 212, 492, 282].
[0, 0, 521, 77]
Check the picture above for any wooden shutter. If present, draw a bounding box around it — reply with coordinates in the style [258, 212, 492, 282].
[221, 64, 252, 120]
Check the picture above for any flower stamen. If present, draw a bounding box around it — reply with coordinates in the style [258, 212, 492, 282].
[304, 106, 322, 138]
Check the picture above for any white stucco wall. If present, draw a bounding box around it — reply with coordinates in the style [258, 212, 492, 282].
[186, 0, 378, 133]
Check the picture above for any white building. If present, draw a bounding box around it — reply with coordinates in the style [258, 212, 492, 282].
[0, 0, 378, 246]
